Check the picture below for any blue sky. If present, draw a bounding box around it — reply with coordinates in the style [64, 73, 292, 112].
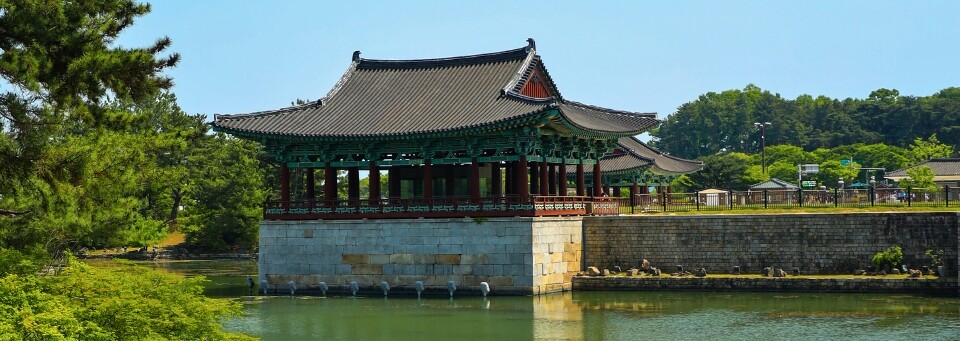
[118, 1, 960, 126]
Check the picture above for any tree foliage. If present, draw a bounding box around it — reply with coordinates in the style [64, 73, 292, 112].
[182, 134, 265, 252]
[0, 257, 253, 340]
[0, 0, 178, 254]
[652, 85, 960, 160]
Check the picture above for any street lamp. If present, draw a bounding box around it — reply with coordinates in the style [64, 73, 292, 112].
[838, 178, 844, 189]
[754, 122, 772, 173]
[869, 176, 876, 188]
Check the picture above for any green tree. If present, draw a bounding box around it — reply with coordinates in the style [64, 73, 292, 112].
[909, 134, 954, 164]
[903, 166, 937, 191]
[182, 134, 266, 252]
[685, 152, 754, 190]
[815, 160, 860, 188]
[0, 0, 178, 257]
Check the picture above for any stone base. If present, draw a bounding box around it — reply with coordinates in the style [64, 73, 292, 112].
[258, 216, 583, 296]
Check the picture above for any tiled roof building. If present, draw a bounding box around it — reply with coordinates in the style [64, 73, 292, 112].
[212, 39, 699, 219]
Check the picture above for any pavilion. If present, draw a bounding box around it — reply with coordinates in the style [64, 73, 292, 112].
[213, 39, 695, 219]
[210, 40, 703, 295]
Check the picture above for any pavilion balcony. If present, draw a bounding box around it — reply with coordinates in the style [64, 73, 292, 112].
[262, 196, 620, 220]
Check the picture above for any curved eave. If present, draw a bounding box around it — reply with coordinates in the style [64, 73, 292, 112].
[545, 109, 656, 139]
[211, 108, 553, 142]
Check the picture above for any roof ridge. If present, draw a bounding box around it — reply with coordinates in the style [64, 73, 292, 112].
[355, 45, 531, 70]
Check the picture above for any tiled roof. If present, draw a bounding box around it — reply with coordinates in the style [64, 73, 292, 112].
[212, 40, 657, 138]
[573, 136, 702, 175]
[887, 158, 960, 177]
[750, 178, 799, 189]
[617, 137, 703, 174]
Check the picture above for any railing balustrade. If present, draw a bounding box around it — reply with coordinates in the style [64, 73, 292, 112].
[263, 195, 618, 220]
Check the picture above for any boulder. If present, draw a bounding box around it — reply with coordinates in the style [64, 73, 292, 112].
[909, 269, 922, 277]
[602, 269, 611, 276]
[651, 267, 661, 276]
[613, 266, 622, 274]
[763, 266, 774, 277]
[773, 268, 787, 277]
[641, 259, 651, 271]
[694, 268, 708, 277]
[732, 266, 741, 275]
[854, 269, 866, 275]
[627, 268, 640, 276]
[586, 266, 601, 276]
[891, 268, 900, 275]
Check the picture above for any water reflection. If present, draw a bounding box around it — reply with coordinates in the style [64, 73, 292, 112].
[223, 291, 960, 341]
[85, 260, 960, 340]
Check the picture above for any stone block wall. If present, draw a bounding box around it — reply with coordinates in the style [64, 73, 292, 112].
[583, 213, 958, 276]
[258, 217, 582, 295]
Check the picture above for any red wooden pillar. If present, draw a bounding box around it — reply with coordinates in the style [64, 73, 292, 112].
[593, 162, 603, 197]
[529, 162, 539, 195]
[445, 164, 456, 197]
[470, 158, 480, 203]
[324, 165, 337, 205]
[576, 162, 585, 196]
[558, 161, 567, 196]
[539, 161, 549, 196]
[348, 167, 360, 203]
[640, 183, 649, 194]
[368, 161, 380, 205]
[305, 168, 315, 200]
[423, 160, 433, 205]
[280, 163, 290, 208]
[504, 162, 513, 196]
[517, 156, 529, 201]
[631, 180, 639, 207]
[492, 162, 503, 197]
[388, 167, 400, 199]
[547, 163, 557, 195]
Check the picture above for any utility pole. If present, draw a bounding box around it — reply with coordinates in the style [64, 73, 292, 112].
[754, 122, 771, 173]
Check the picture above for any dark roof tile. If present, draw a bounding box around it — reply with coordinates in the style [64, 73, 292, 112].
[212, 42, 659, 138]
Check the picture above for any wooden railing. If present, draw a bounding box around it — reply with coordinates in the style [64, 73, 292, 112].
[263, 195, 620, 220]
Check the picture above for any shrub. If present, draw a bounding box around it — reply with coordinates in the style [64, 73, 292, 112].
[925, 249, 944, 267]
[0, 255, 254, 340]
[871, 246, 903, 270]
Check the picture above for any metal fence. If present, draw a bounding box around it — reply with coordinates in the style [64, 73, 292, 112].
[617, 186, 960, 213]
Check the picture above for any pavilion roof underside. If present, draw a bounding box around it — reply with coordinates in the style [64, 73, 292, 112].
[211, 43, 658, 139]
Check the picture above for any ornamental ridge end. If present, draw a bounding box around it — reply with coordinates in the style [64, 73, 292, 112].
[352, 50, 361, 62]
[526, 38, 536, 52]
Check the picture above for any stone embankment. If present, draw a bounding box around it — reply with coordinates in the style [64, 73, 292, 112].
[573, 275, 957, 295]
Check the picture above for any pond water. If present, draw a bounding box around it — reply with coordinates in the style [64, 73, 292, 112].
[87, 259, 960, 340]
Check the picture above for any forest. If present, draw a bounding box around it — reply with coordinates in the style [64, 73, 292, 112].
[650, 84, 960, 159]
[650, 85, 958, 191]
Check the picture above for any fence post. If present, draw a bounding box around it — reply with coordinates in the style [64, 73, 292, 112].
[945, 185, 950, 207]
[729, 190, 734, 210]
[661, 190, 667, 212]
[834, 188, 839, 208]
[869, 186, 875, 207]
[797, 188, 802, 208]
[763, 189, 768, 209]
[907, 186, 912, 207]
[695, 190, 700, 211]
